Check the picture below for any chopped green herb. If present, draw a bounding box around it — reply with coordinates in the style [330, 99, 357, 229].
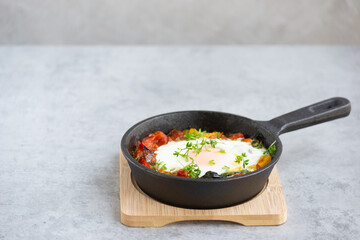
[235, 153, 249, 168]
[184, 132, 198, 141]
[219, 149, 226, 153]
[263, 141, 277, 156]
[222, 165, 230, 172]
[198, 129, 207, 138]
[184, 128, 207, 140]
[242, 159, 249, 168]
[209, 160, 215, 166]
[216, 132, 220, 139]
[173, 147, 191, 162]
[183, 164, 201, 178]
[153, 160, 167, 171]
[251, 139, 263, 149]
[173, 137, 219, 164]
[209, 140, 217, 148]
[235, 153, 247, 164]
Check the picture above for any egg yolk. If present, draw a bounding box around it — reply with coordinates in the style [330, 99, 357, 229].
[188, 147, 228, 167]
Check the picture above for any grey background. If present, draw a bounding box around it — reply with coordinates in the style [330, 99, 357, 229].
[0, 46, 359, 239]
[1, 0, 360, 44]
[1, 0, 360, 238]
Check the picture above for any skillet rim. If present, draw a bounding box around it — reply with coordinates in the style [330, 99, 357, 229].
[121, 110, 282, 183]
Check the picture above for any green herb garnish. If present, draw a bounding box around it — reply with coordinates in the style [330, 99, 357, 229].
[222, 165, 230, 172]
[216, 132, 220, 139]
[209, 160, 215, 166]
[183, 163, 201, 178]
[251, 139, 263, 149]
[173, 138, 219, 163]
[218, 149, 226, 153]
[235, 153, 247, 164]
[209, 139, 217, 148]
[235, 153, 249, 168]
[153, 160, 167, 171]
[173, 142, 194, 162]
[184, 131, 199, 140]
[263, 141, 277, 156]
[184, 128, 207, 141]
[242, 159, 249, 168]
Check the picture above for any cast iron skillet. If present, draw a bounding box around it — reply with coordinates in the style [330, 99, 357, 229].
[121, 97, 351, 209]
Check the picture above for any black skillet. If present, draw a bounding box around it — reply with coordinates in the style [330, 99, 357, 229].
[121, 97, 351, 209]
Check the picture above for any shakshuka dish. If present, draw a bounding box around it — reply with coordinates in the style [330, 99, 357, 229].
[133, 128, 276, 179]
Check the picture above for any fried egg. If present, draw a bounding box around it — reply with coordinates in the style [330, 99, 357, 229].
[155, 138, 267, 177]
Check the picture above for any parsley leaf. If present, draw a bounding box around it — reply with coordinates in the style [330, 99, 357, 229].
[198, 129, 207, 138]
[153, 160, 167, 171]
[209, 160, 215, 166]
[219, 149, 226, 153]
[216, 132, 220, 139]
[235, 153, 247, 164]
[222, 165, 230, 172]
[251, 139, 263, 149]
[209, 140, 217, 148]
[263, 141, 277, 156]
[242, 159, 249, 168]
[183, 164, 201, 178]
[235, 153, 249, 168]
[184, 132, 198, 140]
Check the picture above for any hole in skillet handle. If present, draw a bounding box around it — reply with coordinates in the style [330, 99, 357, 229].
[309, 98, 345, 113]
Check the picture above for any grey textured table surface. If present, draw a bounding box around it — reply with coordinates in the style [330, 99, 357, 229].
[0, 46, 359, 240]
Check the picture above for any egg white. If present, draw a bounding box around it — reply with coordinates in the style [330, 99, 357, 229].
[155, 138, 267, 177]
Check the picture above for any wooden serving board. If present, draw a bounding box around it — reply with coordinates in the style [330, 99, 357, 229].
[119, 150, 287, 227]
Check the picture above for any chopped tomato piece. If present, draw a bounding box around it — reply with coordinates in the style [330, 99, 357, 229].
[242, 138, 252, 143]
[227, 132, 244, 140]
[139, 158, 151, 168]
[167, 129, 185, 141]
[177, 169, 188, 177]
[141, 131, 169, 151]
[134, 141, 145, 159]
[220, 135, 227, 140]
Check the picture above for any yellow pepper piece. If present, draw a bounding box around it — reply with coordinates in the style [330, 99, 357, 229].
[247, 164, 257, 171]
[256, 155, 272, 169]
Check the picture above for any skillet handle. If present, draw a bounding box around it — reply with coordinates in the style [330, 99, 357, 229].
[262, 97, 351, 136]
